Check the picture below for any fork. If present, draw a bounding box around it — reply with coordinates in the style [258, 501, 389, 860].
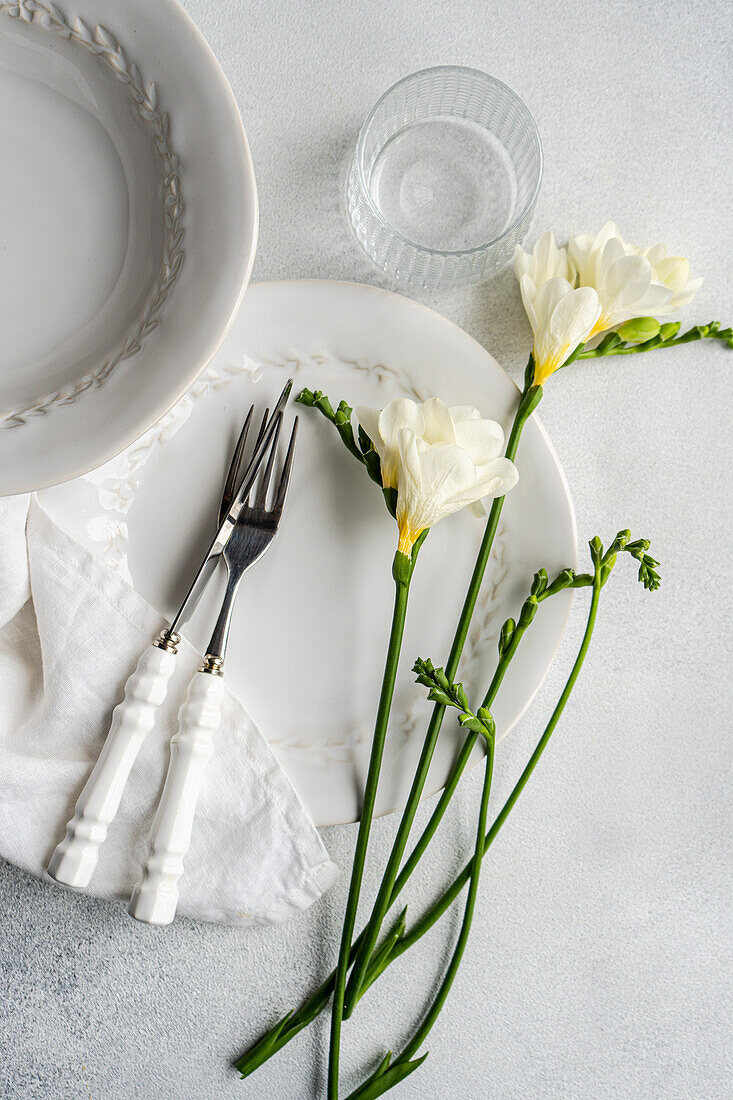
[128, 413, 299, 925]
[46, 401, 276, 892]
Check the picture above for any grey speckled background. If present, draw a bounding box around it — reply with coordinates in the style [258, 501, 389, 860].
[2, 0, 732, 1097]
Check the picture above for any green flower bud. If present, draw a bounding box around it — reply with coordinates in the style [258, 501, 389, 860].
[589, 536, 604, 565]
[615, 317, 661, 343]
[518, 595, 538, 629]
[659, 322, 680, 341]
[530, 569, 548, 598]
[498, 618, 516, 657]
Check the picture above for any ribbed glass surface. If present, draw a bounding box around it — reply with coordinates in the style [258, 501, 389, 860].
[347, 67, 542, 291]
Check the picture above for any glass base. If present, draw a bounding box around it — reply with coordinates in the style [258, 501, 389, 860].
[368, 117, 517, 252]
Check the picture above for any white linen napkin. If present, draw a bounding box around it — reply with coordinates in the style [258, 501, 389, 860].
[0, 493, 337, 925]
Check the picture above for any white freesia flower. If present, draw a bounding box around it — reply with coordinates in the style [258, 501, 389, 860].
[514, 230, 575, 288]
[568, 222, 702, 333]
[356, 397, 518, 555]
[518, 275, 601, 387]
[635, 242, 703, 311]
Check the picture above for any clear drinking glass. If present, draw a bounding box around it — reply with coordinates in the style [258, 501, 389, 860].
[347, 66, 542, 291]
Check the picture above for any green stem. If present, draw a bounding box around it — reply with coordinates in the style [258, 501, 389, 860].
[577, 321, 732, 358]
[391, 567, 602, 962]
[327, 570, 412, 1100]
[233, 565, 576, 1079]
[341, 570, 603, 1099]
[384, 569, 591, 910]
[399, 737, 494, 1063]
[386, 602, 528, 899]
[343, 381, 542, 1015]
[345, 743, 495, 1100]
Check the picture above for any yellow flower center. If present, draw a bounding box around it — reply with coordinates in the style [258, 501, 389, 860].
[397, 520, 422, 555]
[532, 349, 567, 387]
[589, 314, 611, 338]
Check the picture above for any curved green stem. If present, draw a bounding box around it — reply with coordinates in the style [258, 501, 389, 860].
[343, 381, 542, 1015]
[386, 569, 588, 905]
[399, 737, 494, 1063]
[327, 570, 412, 1099]
[344, 743, 495, 1100]
[233, 562, 575, 1080]
[342, 562, 604, 1100]
[577, 321, 732, 358]
[386, 603, 527, 898]
[391, 567, 602, 961]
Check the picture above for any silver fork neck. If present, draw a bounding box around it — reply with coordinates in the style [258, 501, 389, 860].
[202, 570, 246, 672]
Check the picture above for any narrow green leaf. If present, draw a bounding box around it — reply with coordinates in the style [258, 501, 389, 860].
[234, 1010, 297, 1078]
[347, 1052, 429, 1100]
[458, 714, 486, 734]
[427, 688, 453, 708]
[498, 617, 515, 656]
[455, 683, 469, 711]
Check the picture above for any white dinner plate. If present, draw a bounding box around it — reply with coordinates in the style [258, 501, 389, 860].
[0, 0, 257, 494]
[40, 280, 577, 826]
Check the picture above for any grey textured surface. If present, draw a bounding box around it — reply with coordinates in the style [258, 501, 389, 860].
[2, 0, 732, 1097]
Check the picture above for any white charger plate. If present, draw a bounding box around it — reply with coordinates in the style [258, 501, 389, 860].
[0, 0, 257, 494]
[40, 280, 577, 826]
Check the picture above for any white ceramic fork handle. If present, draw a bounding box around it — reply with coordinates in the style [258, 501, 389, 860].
[129, 670, 225, 925]
[47, 642, 178, 889]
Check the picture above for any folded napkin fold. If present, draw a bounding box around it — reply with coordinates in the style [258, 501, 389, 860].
[0, 494, 337, 925]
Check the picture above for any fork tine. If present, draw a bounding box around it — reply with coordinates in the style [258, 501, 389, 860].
[219, 406, 254, 525]
[252, 407, 270, 451]
[253, 413, 283, 509]
[272, 416, 298, 516]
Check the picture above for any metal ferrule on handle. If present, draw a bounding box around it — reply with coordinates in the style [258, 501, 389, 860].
[128, 668, 225, 925]
[47, 633, 179, 889]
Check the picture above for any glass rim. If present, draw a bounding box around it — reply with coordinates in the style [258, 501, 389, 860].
[354, 64, 543, 260]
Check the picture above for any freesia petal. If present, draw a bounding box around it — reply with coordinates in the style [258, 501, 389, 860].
[636, 281, 676, 314]
[420, 397, 456, 445]
[416, 442, 476, 502]
[378, 398, 424, 449]
[395, 438, 472, 534]
[519, 274, 540, 334]
[533, 276, 576, 328]
[454, 418, 505, 462]
[514, 231, 572, 288]
[548, 286, 601, 347]
[641, 242, 667, 266]
[441, 456, 518, 514]
[355, 405, 383, 452]
[398, 426, 421, 476]
[513, 244, 532, 280]
[470, 457, 519, 499]
[603, 253, 653, 304]
[449, 405, 481, 423]
[600, 236, 626, 273]
[667, 276, 703, 309]
[655, 256, 689, 294]
[593, 221, 622, 250]
[535, 230, 554, 270]
[568, 233, 594, 283]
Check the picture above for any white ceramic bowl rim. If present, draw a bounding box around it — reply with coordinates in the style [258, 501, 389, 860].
[355, 64, 543, 258]
[0, 0, 259, 495]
